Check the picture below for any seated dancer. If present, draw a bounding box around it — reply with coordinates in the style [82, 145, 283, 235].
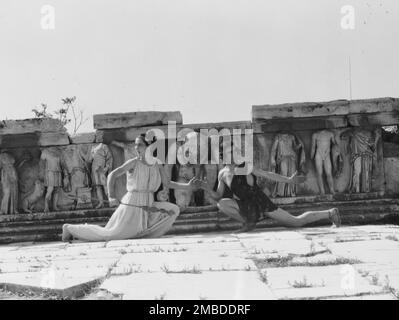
[199, 161, 341, 232]
[62, 135, 199, 242]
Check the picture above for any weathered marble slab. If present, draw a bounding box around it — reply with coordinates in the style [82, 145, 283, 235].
[348, 97, 399, 114]
[0, 118, 66, 135]
[348, 112, 399, 127]
[252, 98, 399, 125]
[252, 100, 350, 120]
[69, 132, 96, 144]
[0, 226, 398, 299]
[96, 121, 251, 143]
[252, 116, 348, 132]
[93, 111, 183, 129]
[264, 265, 381, 292]
[384, 157, 399, 194]
[101, 271, 275, 300]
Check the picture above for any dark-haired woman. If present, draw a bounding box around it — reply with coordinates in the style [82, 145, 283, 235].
[62, 135, 199, 242]
[199, 162, 341, 232]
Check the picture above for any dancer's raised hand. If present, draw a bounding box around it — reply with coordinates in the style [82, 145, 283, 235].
[190, 178, 208, 191]
[188, 177, 202, 190]
[289, 171, 307, 184]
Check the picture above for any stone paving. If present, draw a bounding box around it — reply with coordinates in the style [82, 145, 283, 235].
[0, 225, 398, 300]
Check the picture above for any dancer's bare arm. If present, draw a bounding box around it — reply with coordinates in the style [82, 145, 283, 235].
[200, 178, 225, 201]
[251, 167, 306, 184]
[158, 163, 199, 191]
[107, 158, 137, 200]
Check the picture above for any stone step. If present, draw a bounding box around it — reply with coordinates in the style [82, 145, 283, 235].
[1, 199, 397, 227]
[0, 215, 224, 236]
[0, 202, 397, 232]
[0, 210, 221, 229]
[0, 208, 114, 223]
[0, 207, 397, 238]
[0, 198, 398, 244]
[280, 198, 399, 210]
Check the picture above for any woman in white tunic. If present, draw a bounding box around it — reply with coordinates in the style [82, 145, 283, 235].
[62, 135, 197, 242]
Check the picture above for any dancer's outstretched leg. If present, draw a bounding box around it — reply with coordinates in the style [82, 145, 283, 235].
[217, 199, 244, 223]
[267, 207, 341, 228]
[217, 198, 256, 232]
[62, 224, 73, 242]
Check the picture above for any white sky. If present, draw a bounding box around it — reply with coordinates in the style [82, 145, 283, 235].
[0, 0, 398, 133]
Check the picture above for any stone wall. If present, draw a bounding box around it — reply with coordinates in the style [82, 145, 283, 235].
[1, 98, 399, 216]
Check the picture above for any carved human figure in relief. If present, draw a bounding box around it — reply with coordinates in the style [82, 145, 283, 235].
[310, 130, 340, 195]
[174, 163, 197, 209]
[342, 128, 381, 193]
[90, 143, 113, 208]
[62, 145, 91, 208]
[270, 132, 306, 197]
[40, 147, 66, 213]
[0, 153, 19, 215]
[111, 141, 137, 161]
[173, 131, 221, 207]
[21, 180, 45, 213]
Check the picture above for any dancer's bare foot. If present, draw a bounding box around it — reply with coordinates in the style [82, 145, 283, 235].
[62, 224, 72, 242]
[233, 222, 257, 233]
[329, 208, 341, 228]
[95, 202, 104, 209]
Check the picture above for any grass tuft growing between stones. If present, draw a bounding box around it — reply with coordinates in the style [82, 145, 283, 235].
[259, 270, 268, 284]
[288, 276, 326, 289]
[252, 254, 361, 268]
[289, 276, 313, 288]
[161, 264, 202, 274]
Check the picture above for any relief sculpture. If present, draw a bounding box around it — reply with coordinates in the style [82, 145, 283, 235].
[62, 145, 92, 209]
[90, 143, 113, 208]
[310, 130, 342, 195]
[270, 132, 306, 197]
[341, 128, 381, 193]
[0, 152, 19, 214]
[40, 147, 66, 213]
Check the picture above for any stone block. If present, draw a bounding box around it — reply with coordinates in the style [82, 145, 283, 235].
[348, 97, 399, 114]
[252, 100, 350, 120]
[348, 112, 399, 127]
[95, 121, 251, 143]
[252, 116, 348, 132]
[70, 132, 96, 144]
[101, 271, 275, 300]
[0, 118, 66, 135]
[0, 132, 69, 148]
[384, 157, 399, 194]
[252, 98, 399, 122]
[111, 251, 257, 273]
[264, 265, 383, 299]
[383, 142, 399, 158]
[93, 111, 183, 130]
